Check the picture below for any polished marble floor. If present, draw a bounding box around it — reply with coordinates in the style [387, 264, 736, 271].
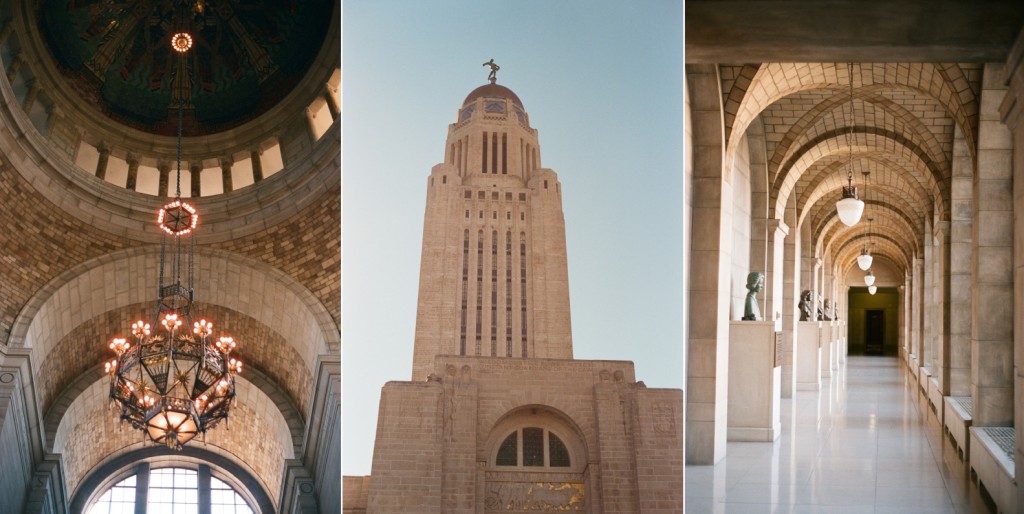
[686, 356, 994, 513]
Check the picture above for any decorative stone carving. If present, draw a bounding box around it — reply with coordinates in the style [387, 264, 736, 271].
[652, 402, 676, 436]
[484, 481, 584, 512]
[742, 272, 764, 321]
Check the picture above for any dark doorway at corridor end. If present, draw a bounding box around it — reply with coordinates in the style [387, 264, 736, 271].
[847, 287, 900, 356]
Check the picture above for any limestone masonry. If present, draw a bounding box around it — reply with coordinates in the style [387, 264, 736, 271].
[344, 80, 684, 514]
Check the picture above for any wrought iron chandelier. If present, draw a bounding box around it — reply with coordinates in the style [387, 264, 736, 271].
[835, 63, 864, 227]
[105, 23, 241, 450]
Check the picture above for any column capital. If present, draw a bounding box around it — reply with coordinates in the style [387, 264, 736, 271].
[766, 218, 789, 237]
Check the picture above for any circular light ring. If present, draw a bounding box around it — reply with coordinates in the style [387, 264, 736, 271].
[171, 32, 193, 53]
[157, 200, 199, 235]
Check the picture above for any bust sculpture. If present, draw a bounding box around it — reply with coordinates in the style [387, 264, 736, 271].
[799, 290, 815, 321]
[742, 272, 764, 321]
[823, 298, 834, 321]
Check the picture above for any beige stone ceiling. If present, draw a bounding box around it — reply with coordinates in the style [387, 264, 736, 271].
[720, 62, 983, 279]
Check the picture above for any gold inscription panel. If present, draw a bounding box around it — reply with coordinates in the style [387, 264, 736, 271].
[484, 481, 585, 512]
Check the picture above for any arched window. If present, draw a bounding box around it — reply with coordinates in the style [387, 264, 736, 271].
[88, 466, 254, 514]
[494, 427, 571, 468]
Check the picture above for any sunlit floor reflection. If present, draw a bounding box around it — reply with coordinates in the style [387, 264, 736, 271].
[686, 356, 994, 513]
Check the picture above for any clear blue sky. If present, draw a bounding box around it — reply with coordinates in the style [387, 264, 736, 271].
[342, 0, 683, 475]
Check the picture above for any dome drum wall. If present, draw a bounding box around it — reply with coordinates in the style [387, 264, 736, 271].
[447, 92, 539, 187]
[0, 0, 340, 209]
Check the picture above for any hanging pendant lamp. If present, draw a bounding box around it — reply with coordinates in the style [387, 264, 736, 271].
[868, 285, 878, 295]
[836, 63, 863, 227]
[864, 270, 875, 286]
[856, 246, 873, 271]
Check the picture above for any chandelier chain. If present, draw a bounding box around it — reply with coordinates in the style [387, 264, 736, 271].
[847, 62, 854, 185]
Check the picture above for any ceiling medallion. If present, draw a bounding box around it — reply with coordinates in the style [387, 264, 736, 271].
[171, 32, 194, 53]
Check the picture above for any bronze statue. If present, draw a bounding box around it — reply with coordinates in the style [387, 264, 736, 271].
[742, 272, 764, 321]
[483, 59, 500, 84]
[799, 290, 815, 321]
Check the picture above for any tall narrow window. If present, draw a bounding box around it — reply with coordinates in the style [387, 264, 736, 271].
[455, 140, 462, 173]
[520, 139, 525, 175]
[502, 133, 508, 174]
[482, 132, 488, 173]
[476, 232, 484, 355]
[522, 428, 544, 466]
[463, 136, 470, 173]
[491, 131, 498, 174]
[460, 230, 469, 355]
[490, 231, 498, 356]
[506, 231, 513, 357]
[520, 233, 528, 358]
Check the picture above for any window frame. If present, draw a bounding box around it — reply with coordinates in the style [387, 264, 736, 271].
[71, 447, 273, 514]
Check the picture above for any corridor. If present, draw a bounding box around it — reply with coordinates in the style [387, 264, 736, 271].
[686, 357, 992, 513]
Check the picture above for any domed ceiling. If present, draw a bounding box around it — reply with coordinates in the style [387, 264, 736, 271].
[39, 0, 333, 136]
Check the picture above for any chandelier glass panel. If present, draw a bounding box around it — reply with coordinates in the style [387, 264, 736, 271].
[105, 17, 241, 450]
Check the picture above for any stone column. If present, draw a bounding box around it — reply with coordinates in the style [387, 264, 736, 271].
[190, 163, 202, 197]
[912, 257, 923, 368]
[765, 219, 788, 324]
[221, 159, 233, 193]
[971, 63, 1013, 427]
[933, 222, 952, 397]
[325, 86, 341, 119]
[158, 162, 171, 197]
[685, 64, 731, 464]
[901, 280, 909, 360]
[125, 155, 139, 192]
[947, 127, 973, 396]
[95, 146, 110, 180]
[922, 218, 934, 376]
[814, 258, 823, 314]
[781, 203, 799, 398]
[251, 150, 264, 182]
[999, 35, 1024, 510]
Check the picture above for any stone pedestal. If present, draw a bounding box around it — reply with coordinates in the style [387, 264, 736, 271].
[837, 321, 847, 364]
[797, 321, 822, 391]
[829, 321, 838, 370]
[820, 321, 833, 378]
[727, 321, 782, 441]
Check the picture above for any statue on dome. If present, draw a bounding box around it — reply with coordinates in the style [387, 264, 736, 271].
[483, 59, 500, 84]
[742, 272, 764, 321]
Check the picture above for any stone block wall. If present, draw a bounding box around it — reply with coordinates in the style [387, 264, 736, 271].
[359, 356, 683, 513]
[366, 381, 444, 512]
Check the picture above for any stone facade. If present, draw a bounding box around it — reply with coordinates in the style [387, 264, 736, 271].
[412, 84, 572, 381]
[350, 82, 684, 513]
